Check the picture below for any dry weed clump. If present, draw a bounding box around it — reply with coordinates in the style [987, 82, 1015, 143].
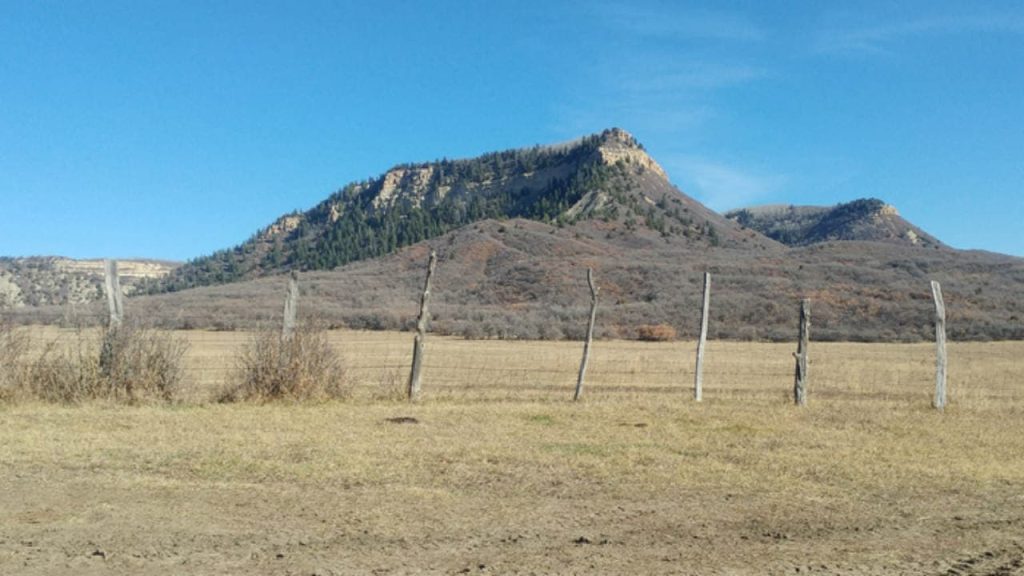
[99, 325, 189, 402]
[223, 326, 348, 402]
[18, 325, 188, 404]
[372, 366, 407, 401]
[0, 319, 30, 401]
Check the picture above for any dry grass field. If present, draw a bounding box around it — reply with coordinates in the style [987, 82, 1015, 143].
[2, 328, 1023, 575]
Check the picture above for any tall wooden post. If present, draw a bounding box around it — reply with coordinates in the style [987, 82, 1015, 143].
[277, 272, 300, 380]
[694, 272, 710, 401]
[100, 259, 124, 377]
[573, 268, 599, 401]
[931, 281, 947, 411]
[103, 259, 124, 329]
[282, 272, 299, 342]
[793, 299, 810, 406]
[407, 251, 437, 401]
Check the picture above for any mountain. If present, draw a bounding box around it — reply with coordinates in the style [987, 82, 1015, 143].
[0, 257, 178, 310]
[7, 129, 1024, 342]
[150, 128, 770, 293]
[724, 199, 944, 248]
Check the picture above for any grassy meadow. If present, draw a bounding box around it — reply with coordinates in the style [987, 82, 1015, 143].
[1, 328, 1023, 575]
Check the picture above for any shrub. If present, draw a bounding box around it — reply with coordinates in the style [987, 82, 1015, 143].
[23, 335, 102, 403]
[223, 325, 347, 402]
[637, 324, 677, 342]
[538, 322, 565, 341]
[344, 311, 404, 331]
[100, 325, 189, 401]
[0, 319, 29, 401]
[460, 323, 484, 340]
[20, 324, 188, 404]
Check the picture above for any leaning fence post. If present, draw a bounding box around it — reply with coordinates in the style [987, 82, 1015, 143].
[931, 281, 947, 410]
[694, 272, 710, 401]
[100, 259, 124, 377]
[793, 299, 810, 406]
[407, 250, 437, 401]
[573, 268, 599, 401]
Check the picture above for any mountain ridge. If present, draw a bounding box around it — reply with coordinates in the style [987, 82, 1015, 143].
[149, 127, 764, 293]
[4, 128, 1022, 342]
[725, 199, 945, 248]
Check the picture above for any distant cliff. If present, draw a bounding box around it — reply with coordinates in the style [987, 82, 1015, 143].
[0, 257, 177, 309]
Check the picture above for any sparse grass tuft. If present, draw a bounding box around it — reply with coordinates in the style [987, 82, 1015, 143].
[222, 325, 348, 402]
[372, 366, 407, 401]
[524, 413, 556, 425]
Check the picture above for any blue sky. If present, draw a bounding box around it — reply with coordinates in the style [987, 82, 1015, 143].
[2, 1, 1022, 260]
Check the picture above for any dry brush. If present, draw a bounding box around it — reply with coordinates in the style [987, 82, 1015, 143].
[4, 323, 188, 404]
[222, 324, 348, 402]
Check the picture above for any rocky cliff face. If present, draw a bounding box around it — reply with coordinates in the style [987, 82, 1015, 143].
[282, 128, 666, 232]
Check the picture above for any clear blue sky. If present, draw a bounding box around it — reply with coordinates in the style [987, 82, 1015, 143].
[2, 1, 1022, 260]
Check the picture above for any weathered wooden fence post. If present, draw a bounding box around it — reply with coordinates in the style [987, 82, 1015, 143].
[407, 250, 437, 401]
[793, 298, 810, 406]
[99, 259, 125, 377]
[282, 272, 299, 342]
[103, 259, 124, 329]
[573, 268, 599, 401]
[277, 272, 300, 380]
[694, 272, 710, 401]
[931, 280, 947, 410]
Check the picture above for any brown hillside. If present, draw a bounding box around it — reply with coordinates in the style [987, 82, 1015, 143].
[18, 215, 1023, 343]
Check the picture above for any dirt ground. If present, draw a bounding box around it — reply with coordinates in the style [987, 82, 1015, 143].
[1, 331, 1022, 575]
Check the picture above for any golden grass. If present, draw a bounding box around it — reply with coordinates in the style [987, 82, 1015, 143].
[1, 329, 1022, 574]
[16, 327, 1019, 407]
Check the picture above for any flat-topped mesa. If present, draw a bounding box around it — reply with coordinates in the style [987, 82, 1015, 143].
[339, 127, 671, 219]
[0, 257, 179, 309]
[323, 128, 648, 218]
[591, 128, 668, 180]
[42, 257, 176, 280]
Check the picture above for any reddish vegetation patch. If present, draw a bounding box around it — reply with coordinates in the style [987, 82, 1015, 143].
[637, 324, 677, 341]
